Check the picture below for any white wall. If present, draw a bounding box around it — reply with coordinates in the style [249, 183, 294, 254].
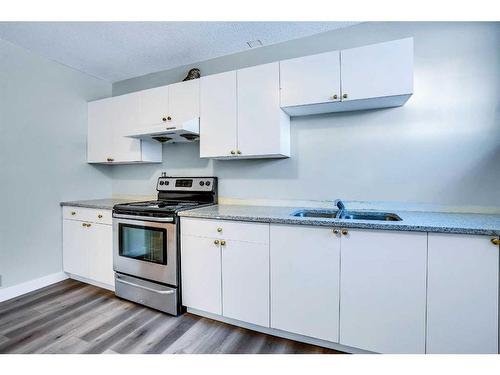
[0, 39, 113, 289]
[111, 22, 500, 209]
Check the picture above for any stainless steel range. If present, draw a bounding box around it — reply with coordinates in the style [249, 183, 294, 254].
[112, 175, 217, 315]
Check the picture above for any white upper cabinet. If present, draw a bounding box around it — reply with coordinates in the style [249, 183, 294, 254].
[280, 51, 341, 111]
[87, 97, 115, 163]
[88, 93, 162, 164]
[87, 79, 200, 164]
[237, 62, 290, 158]
[339, 229, 427, 353]
[341, 38, 413, 103]
[199, 71, 238, 158]
[279, 38, 413, 116]
[169, 79, 200, 125]
[270, 224, 340, 342]
[200, 63, 290, 159]
[426, 233, 499, 354]
[139, 85, 169, 127]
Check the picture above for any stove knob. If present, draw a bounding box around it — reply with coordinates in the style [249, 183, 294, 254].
[199, 181, 205, 186]
[205, 181, 211, 186]
[159, 181, 164, 185]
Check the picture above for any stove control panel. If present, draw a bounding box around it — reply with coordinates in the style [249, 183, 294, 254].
[157, 177, 216, 192]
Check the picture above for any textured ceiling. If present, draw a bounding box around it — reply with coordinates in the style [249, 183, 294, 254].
[0, 22, 358, 82]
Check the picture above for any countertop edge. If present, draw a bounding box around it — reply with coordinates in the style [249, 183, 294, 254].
[178, 212, 500, 236]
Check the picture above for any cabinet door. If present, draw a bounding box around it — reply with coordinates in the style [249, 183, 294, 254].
[87, 98, 114, 163]
[111, 92, 143, 162]
[340, 229, 427, 353]
[280, 51, 341, 107]
[237, 62, 283, 156]
[341, 38, 413, 101]
[139, 85, 170, 127]
[181, 235, 222, 314]
[169, 79, 200, 125]
[87, 223, 114, 287]
[270, 225, 340, 342]
[222, 239, 269, 327]
[199, 71, 237, 158]
[63, 220, 89, 277]
[427, 233, 499, 354]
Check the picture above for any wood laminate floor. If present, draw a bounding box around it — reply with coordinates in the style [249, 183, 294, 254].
[0, 279, 341, 354]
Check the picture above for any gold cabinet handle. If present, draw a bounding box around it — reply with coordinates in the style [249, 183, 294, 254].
[237, 150, 242, 155]
[342, 93, 348, 99]
[214, 240, 220, 245]
[230, 150, 236, 155]
[220, 240, 226, 246]
[87, 223, 91, 227]
[332, 229, 339, 235]
[162, 117, 167, 122]
[492, 238, 500, 246]
[217, 227, 223, 233]
[98, 214, 103, 219]
[71, 211, 76, 216]
[82, 223, 86, 227]
[330, 94, 338, 100]
[106, 157, 114, 162]
[167, 116, 172, 121]
[341, 229, 349, 235]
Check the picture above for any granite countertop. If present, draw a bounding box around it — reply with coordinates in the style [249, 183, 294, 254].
[178, 204, 500, 236]
[60, 198, 142, 210]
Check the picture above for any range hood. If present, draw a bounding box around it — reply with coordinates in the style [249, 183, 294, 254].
[125, 118, 199, 143]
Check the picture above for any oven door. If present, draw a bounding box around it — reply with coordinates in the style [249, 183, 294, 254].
[113, 216, 177, 286]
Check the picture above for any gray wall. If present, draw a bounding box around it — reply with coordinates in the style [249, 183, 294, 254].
[0, 39, 113, 288]
[111, 22, 500, 209]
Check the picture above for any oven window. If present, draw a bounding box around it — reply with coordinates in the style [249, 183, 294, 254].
[119, 224, 167, 265]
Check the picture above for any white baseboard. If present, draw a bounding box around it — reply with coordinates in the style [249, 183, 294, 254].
[187, 307, 373, 354]
[67, 273, 114, 292]
[0, 272, 68, 303]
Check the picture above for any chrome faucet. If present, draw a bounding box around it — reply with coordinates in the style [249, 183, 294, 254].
[335, 199, 346, 219]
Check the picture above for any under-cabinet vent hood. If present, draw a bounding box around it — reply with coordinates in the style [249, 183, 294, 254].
[125, 118, 199, 143]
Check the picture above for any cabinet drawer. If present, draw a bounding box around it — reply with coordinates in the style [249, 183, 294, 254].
[181, 217, 269, 244]
[62, 206, 112, 225]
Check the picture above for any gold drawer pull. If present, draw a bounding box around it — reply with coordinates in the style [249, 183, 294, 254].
[214, 240, 220, 245]
[217, 227, 223, 233]
[341, 229, 349, 235]
[220, 240, 226, 246]
[106, 157, 114, 162]
[98, 214, 103, 219]
[71, 211, 76, 216]
[492, 238, 500, 246]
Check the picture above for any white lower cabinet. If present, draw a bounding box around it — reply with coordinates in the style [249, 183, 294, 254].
[426, 233, 499, 354]
[181, 217, 499, 354]
[270, 225, 340, 342]
[180, 218, 270, 326]
[62, 207, 114, 289]
[339, 229, 427, 353]
[222, 239, 269, 327]
[180, 235, 222, 315]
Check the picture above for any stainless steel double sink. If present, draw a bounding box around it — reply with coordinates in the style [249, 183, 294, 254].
[292, 209, 402, 222]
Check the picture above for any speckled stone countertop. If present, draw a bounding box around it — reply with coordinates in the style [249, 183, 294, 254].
[178, 204, 500, 236]
[60, 198, 141, 210]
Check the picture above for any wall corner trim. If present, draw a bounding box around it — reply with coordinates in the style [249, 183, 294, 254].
[0, 272, 69, 303]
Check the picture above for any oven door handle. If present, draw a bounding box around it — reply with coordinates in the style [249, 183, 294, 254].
[113, 213, 174, 223]
[116, 277, 175, 295]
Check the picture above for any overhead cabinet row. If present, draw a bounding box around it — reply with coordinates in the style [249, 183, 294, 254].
[279, 37, 413, 115]
[87, 38, 413, 163]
